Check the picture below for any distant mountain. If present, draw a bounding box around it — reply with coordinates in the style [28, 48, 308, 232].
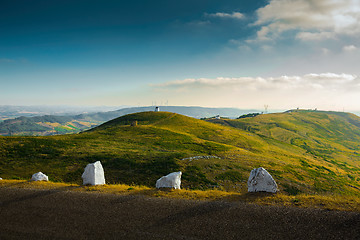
[77, 106, 261, 121]
[0, 106, 260, 136]
[0, 105, 123, 121]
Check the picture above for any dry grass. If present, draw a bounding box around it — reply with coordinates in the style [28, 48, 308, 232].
[1, 179, 359, 212]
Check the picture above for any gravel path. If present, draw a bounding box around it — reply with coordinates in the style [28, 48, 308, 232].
[0, 187, 359, 240]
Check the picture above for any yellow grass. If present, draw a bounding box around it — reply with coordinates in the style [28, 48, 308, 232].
[44, 122, 61, 127]
[1, 179, 359, 212]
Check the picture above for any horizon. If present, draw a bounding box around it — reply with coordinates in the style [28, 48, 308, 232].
[2, 104, 360, 115]
[1, 1, 360, 111]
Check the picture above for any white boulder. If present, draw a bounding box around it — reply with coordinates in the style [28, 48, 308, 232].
[248, 167, 277, 193]
[0, 177, 2, 180]
[31, 172, 49, 181]
[156, 171, 182, 189]
[82, 161, 106, 185]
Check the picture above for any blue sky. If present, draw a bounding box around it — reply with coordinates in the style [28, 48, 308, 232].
[1, 0, 360, 111]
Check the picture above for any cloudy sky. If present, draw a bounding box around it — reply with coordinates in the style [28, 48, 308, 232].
[1, 0, 360, 111]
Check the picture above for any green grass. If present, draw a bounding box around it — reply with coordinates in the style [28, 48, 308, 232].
[215, 170, 244, 182]
[0, 110, 360, 198]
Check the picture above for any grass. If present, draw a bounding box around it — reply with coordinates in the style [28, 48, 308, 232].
[1, 110, 360, 198]
[207, 110, 360, 195]
[1, 179, 360, 212]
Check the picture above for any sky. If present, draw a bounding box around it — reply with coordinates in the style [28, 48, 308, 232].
[1, 0, 360, 111]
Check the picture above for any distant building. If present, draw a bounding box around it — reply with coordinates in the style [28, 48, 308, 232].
[215, 115, 220, 120]
[155, 106, 160, 112]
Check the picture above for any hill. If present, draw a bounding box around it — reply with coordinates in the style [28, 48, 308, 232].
[207, 110, 360, 193]
[0, 105, 120, 121]
[0, 115, 100, 136]
[0, 106, 258, 136]
[0, 110, 360, 197]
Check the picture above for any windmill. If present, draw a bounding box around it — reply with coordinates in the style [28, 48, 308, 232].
[264, 104, 269, 114]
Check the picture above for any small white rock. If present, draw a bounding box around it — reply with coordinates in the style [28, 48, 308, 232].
[82, 161, 106, 185]
[248, 167, 277, 193]
[0, 177, 3, 180]
[31, 172, 49, 181]
[156, 171, 182, 189]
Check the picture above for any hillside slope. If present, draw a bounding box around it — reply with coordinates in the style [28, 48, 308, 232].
[213, 110, 360, 166]
[0, 106, 256, 136]
[208, 110, 360, 194]
[0, 111, 360, 197]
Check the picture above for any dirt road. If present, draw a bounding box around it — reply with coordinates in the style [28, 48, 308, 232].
[0, 187, 359, 239]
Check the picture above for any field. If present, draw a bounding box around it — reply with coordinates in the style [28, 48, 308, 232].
[1, 110, 360, 199]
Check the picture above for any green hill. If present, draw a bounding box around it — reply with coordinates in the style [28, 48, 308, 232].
[208, 110, 360, 193]
[0, 110, 360, 197]
[0, 106, 257, 136]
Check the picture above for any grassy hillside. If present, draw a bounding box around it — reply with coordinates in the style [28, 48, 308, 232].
[1, 110, 360, 198]
[0, 115, 101, 136]
[208, 110, 360, 194]
[0, 106, 257, 136]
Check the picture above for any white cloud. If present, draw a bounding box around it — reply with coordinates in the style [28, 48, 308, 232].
[150, 73, 360, 110]
[343, 44, 358, 51]
[187, 20, 211, 27]
[321, 47, 331, 54]
[154, 73, 359, 91]
[296, 31, 336, 41]
[304, 73, 356, 82]
[256, 26, 272, 41]
[206, 12, 245, 20]
[254, 0, 360, 41]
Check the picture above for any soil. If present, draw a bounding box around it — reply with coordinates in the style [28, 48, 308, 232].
[1, 187, 360, 240]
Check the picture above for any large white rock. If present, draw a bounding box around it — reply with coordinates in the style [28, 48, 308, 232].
[31, 172, 49, 181]
[0, 177, 2, 180]
[156, 171, 182, 189]
[82, 161, 105, 185]
[248, 167, 277, 193]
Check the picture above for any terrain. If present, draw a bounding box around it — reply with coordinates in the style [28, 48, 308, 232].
[0, 105, 120, 121]
[208, 110, 360, 194]
[1, 110, 360, 198]
[1, 186, 359, 240]
[0, 106, 258, 136]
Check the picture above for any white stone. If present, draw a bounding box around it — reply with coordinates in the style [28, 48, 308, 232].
[0, 177, 2, 180]
[156, 171, 182, 189]
[82, 161, 106, 185]
[248, 167, 277, 193]
[31, 172, 49, 181]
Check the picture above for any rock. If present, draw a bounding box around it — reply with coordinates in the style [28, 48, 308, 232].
[247, 167, 277, 193]
[82, 161, 106, 185]
[181, 155, 221, 161]
[156, 171, 182, 189]
[0, 177, 2, 180]
[31, 172, 49, 181]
